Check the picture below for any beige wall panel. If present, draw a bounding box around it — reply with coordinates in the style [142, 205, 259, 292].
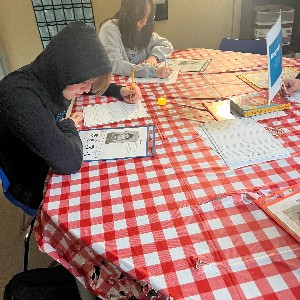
[155, 0, 233, 50]
[92, 0, 121, 33]
[1, 0, 42, 71]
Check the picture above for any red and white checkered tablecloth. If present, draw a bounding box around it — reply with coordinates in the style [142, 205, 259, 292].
[35, 49, 300, 300]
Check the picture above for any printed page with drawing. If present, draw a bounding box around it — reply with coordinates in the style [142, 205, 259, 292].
[255, 184, 300, 243]
[79, 125, 155, 161]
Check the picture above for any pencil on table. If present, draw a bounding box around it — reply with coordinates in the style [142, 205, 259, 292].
[130, 66, 135, 101]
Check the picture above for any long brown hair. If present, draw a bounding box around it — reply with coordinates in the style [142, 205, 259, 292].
[101, 0, 155, 51]
[90, 73, 111, 95]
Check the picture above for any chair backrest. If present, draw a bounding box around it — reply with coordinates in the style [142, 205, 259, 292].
[0, 167, 37, 217]
[219, 38, 267, 55]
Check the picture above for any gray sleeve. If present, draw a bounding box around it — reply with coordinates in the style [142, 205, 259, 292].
[147, 32, 173, 62]
[99, 21, 158, 78]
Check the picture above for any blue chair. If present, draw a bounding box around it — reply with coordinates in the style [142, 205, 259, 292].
[0, 167, 38, 271]
[219, 38, 267, 55]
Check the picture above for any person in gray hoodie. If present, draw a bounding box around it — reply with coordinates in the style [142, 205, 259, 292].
[99, 0, 173, 79]
[0, 21, 141, 209]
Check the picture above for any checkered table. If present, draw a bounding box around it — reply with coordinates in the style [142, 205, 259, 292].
[35, 49, 300, 300]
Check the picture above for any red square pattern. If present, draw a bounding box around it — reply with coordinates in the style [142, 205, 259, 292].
[35, 50, 300, 299]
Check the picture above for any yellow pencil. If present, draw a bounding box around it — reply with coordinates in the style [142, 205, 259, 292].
[130, 66, 135, 101]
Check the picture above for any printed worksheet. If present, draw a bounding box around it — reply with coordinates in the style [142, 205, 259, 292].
[129, 70, 179, 85]
[196, 118, 290, 169]
[83, 101, 149, 127]
[289, 92, 300, 103]
[158, 58, 211, 72]
[79, 126, 153, 161]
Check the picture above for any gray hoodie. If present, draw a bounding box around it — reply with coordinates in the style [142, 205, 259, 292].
[99, 19, 173, 78]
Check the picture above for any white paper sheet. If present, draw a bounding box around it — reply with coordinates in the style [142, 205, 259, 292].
[196, 118, 290, 169]
[83, 101, 149, 127]
[158, 58, 211, 72]
[128, 70, 179, 85]
[79, 126, 150, 161]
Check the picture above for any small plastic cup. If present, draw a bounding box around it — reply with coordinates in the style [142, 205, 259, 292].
[157, 97, 167, 106]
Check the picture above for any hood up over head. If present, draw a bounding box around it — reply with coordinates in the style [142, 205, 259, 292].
[31, 21, 112, 95]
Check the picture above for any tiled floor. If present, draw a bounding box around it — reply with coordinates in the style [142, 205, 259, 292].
[0, 188, 53, 298]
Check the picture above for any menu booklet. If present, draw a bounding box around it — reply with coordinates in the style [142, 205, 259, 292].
[79, 125, 155, 161]
[255, 184, 300, 243]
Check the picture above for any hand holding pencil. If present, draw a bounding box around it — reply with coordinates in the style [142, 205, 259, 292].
[156, 66, 172, 79]
[129, 66, 135, 102]
[120, 67, 142, 104]
[156, 55, 172, 78]
[280, 78, 300, 96]
[120, 85, 142, 104]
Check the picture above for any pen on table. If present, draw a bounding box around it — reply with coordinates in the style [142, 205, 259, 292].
[129, 66, 135, 101]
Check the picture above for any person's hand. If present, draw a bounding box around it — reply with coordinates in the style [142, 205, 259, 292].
[144, 55, 159, 66]
[67, 112, 82, 126]
[120, 84, 142, 104]
[156, 66, 172, 78]
[281, 78, 300, 96]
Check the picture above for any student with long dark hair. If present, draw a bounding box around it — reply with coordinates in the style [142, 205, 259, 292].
[99, 0, 173, 78]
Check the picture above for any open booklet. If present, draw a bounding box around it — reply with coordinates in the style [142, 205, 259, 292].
[79, 125, 155, 161]
[255, 184, 300, 243]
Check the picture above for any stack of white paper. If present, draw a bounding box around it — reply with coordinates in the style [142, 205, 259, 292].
[196, 118, 290, 169]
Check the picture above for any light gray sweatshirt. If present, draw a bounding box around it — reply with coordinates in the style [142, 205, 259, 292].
[99, 19, 173, 78]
